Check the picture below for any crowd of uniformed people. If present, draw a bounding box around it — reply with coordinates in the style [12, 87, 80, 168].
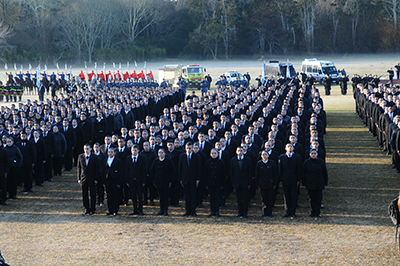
[0, 69, 329, 219]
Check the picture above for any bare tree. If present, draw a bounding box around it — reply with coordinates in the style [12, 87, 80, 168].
[382, 0, 400, 31]
[121, 0, 157, 43]
[0, 20, 11, 49]
[344, 0, 360, 52]
[298, 0, 318, 53]
[60, 5, 85, 61]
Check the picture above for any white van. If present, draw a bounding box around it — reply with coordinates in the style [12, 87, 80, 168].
[301, 58, 339, 83]
[263, 60, 297, 80]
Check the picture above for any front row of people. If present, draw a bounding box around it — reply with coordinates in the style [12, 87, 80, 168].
[77, 141, 328, 218]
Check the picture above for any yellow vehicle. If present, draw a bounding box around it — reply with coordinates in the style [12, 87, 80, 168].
[181, 65, 206, 89]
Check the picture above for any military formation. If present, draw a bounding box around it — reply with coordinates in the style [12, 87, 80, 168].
[0, 69, 328, 219]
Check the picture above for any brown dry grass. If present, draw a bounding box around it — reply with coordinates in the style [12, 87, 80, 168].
[1, 57, 400, 265]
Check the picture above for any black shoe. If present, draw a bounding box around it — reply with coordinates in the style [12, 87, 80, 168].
[89, 212, 94, 215]
[163, 212, 168, 216]
[182, 212, 189, 217]
[124, 202, 128, 206]
[150, 201, 154, 206]
[157, 210, 164, 215]
[99, 202, 105, 206]
[192, 212, 197, 217]
[237, 214, 243, 218]
[262, 214, 267, 217]
[83, 210, 89, 215]
[1, 201, 7, 206]
[208, 212, 215, 217]
[175, 204, 180, 207]
[47, 178, 53, 182]
[268, 215, 273, 218]
[21, 189, 28, 194]
[316, 214, 322, 218]
[129, 211, 137, 215]
[292, 214, 297, 218]
[143, 201, 148, 205]
[309, 213, 315, 217]
[106, 212, 112, 216]
[284, 213, 290, 217]
[215, 213, 220, 217]
[243, 214, 248, 218]
[34, 183, 44, 187]
[138, 212, 144, 216]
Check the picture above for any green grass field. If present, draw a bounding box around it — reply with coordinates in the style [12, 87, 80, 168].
[0, 85, 399, 265]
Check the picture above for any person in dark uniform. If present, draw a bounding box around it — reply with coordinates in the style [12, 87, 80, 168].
[77, 144, 99, 215]
[0, 139, 10, 205]
[395, 63, 400, 79]
[61, 119, 76, 171]
[255, 150, 278, 217]
[338, 74, 349, 95]
[125, 144, 146, 215]
[92, 142, 106, 206]
[388, 68, 395, 85]
[302, 149, 328, 217]
[52, 126, 67, 177]
[4, 137, 22, 199]
[16, 132, 36, 193]
[204, 148, 225, 217]
[322, 74, 332, 96]
[278, 143, 302, 217]
[151, 148, 175, 216]
[230, 146, 252, 218]
[103, 148, 123, 216]
[42, 124, 55, 182]
[32, 130, 46, 187]
[179, 142, 201, 217]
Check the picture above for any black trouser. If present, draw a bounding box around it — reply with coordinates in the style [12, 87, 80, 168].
[325, 87, 330, 95]
[183, 181, 197, 214]
[157, 186, 169, 213]
[44, 156, 53, 180]
[235, 186, 249, 216]
[208, 185, 221, 214]
[223, 176, 233, 203]
[7, 167, 19, 198]
[20, 164, 33, 191]
[96, 179, 104, 204]
[105, 179, 120, 214]
[121, 183, 130, 204]
[143, 176, 157, 203]
[196, 180, 205, 206]
[308, 189, 323, 216]
[39, 92, 44, 102]
[341, 86, 347, 95]
[33, 162, 44, 185]
[260, 188, 275, 216]
[82, 183, 96, 213]
[53, 155, 63, 176]
[169, 179, 180, 206]
[283, 184, 298, 215]
[0, 174, 6, 202]
[129, 182, 143, 213]
[64, 147, 73, 171]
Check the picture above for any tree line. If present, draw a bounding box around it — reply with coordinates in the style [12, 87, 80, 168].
[0, 0, 398, 64]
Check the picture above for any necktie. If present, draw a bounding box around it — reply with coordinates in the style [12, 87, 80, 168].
[64, 127, 67, 132]
[133, 157, 136, 163]
[22, 142, 25, 147]
[187, 155, 190, 166]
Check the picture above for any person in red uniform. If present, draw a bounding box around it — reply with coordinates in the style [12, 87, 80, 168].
[79, 71, 85, 82]
[131, 71, 138, 80]
[147, 71, 154, 81]
[106, 71, 113, 82]
[138, 70, 145, 80]
[98, 71, 105, 82]
[114, 70, 122, 81]
[123, 71, 130, 81]
[88, 70, 95, 82]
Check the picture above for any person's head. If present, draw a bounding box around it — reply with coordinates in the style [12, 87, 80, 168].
[131, 144, 140, 156]
[93, 143, 100, 153]
[261, 150, 270, 161]
[236, 146, 244, 157]
[104, 135, 111, 145]
[158, 148, 166, 159]
[33, 130, 40, 139]
[107, 147, 116, 158]
[285, 143, 294, 154]
[83, 143, 91, 155]
[117, 137, 126, 148]
[53, 126, 59, 133]
[20, 131, 27, 141]
[309, 149, 318, 159]
[210, 148, 218, 159]
[185, 142, 193, 154]
[6, 137, 13, 147]
[143, 141, 150, 151]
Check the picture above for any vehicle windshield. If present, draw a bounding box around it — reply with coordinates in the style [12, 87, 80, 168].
[322, 66, 337, 74]
[187, 67, 202, 74]
[230, 73, 238, 77]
